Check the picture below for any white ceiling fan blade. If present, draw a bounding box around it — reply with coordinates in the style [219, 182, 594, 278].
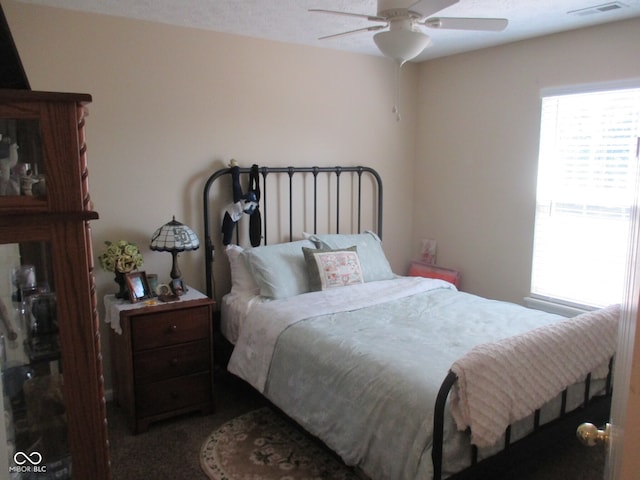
[319, 24, 387, 41]
[407, 0, 459, 18]
[309, 9, 386, 23]
[424, 17, 508, 31]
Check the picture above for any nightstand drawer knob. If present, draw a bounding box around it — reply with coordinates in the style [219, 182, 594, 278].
[168, 324, 178, 333]
[171, 392, 180, 399]
[170, 357, 179, 366]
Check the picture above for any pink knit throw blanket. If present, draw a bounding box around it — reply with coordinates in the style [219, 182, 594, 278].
[450, 304, 620, 448]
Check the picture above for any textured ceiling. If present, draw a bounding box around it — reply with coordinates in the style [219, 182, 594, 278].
[13, 0, 640, 62]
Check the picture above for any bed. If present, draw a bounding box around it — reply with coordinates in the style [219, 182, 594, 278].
[202, 164, 617, 480]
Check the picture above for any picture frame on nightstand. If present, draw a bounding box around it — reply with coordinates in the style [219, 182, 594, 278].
[146, 273, 158, 295]
[125, 271, 153, 303]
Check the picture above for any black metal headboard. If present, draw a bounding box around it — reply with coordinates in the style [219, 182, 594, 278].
[202, 165, 383, 299]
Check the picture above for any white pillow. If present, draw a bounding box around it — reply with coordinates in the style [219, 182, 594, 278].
[225, 244, 259, 295]
[308, 231, 394, 283]
[241, 239, 317, 299]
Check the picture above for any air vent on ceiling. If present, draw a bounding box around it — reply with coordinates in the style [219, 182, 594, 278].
[568, 2, 627, 16]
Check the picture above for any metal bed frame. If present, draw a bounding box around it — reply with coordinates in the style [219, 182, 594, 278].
[201, 164, 613, 480]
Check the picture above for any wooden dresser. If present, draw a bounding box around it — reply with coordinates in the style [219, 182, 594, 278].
[107, 288, 214, 433]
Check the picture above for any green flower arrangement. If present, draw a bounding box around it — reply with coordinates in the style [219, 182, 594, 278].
[98, 240, 144, 273]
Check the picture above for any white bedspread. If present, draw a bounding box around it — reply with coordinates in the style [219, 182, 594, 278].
[450, 303, 620, 448]
[227, 276, 456, 392]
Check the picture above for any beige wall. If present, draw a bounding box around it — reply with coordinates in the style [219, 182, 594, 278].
[3, 1, 419, 388]
[415, 17, 640, 303]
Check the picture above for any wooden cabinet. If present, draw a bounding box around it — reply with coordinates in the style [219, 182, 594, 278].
[0, 90, 110, 479]
[107, 289, 214, 433]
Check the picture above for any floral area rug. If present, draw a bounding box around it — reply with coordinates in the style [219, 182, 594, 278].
[200, 407, 362, 480]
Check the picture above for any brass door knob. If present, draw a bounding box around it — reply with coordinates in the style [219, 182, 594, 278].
[577, 422, 611, 447]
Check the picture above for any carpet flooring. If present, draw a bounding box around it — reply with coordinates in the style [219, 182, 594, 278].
[107, 371, 605, 480]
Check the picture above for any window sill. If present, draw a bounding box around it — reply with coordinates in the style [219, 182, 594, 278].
[523, 296, 592, 317]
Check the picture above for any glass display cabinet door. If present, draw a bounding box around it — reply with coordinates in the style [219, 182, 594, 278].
[0, 117, 47, 211]
[0, 91, 93, 216]
[0, 240, 70, 479]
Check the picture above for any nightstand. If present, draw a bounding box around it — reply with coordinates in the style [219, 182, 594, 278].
[408, 260, 461, 288]
[106, 287, 215, 433]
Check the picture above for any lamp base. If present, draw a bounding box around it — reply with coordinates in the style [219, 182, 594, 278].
[170, 250, 181, 281]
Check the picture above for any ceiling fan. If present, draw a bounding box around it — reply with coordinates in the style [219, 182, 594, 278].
[310, 0, 508, 64]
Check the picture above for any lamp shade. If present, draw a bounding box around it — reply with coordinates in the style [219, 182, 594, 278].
[150, 217, 199, 282]
[150, 216, 199, 253]
[373, 29, 432, 64]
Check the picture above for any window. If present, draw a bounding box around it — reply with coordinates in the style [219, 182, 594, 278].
[531, 86, 640, 309]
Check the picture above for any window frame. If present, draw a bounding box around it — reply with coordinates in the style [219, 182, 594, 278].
[529, 81, 640, 311]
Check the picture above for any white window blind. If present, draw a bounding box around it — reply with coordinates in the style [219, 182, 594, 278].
[531, 87, 640, 309]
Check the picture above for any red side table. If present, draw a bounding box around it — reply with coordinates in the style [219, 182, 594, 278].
[408, 260, 461, 288]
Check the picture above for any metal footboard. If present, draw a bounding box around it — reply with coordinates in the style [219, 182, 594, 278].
[432, 357, 614, 480]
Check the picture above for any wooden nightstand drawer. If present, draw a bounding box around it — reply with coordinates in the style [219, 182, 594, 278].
[135, 373, 211, 417]
[131, 305, 210, 351]
[134, 340, 210, 384]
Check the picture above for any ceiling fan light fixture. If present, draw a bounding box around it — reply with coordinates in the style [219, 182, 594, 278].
[373, 29, 432, 64]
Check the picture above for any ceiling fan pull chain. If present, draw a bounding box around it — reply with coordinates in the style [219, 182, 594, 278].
[393, 61, 402, 122]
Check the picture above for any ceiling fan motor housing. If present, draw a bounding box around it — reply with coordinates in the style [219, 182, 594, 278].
[377, 0, 421, 15]
[379, 10, 424, 30]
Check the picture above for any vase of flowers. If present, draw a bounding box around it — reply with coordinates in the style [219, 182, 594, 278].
[98, 240, 144, 299]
